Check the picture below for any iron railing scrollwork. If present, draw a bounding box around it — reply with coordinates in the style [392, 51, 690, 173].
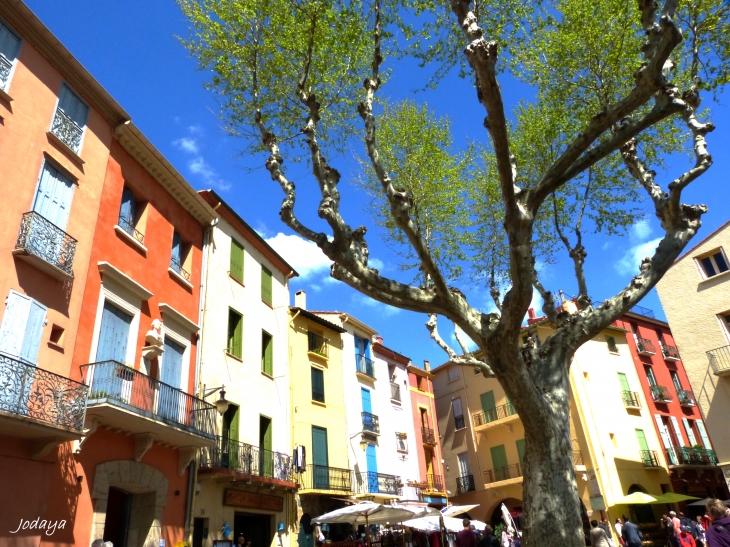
[199, 436, 294, 482]
[456, 475, 476, 494]
[312, 386, 325, 404]
[707, 345, 730, 375]
[390, 382, 401, 402]
[354, 472, 401, 496]
[662, 344, 680, 360]
[362, 411, 380, 434]
[650, 384, 672, 403]
[51, 108, 84, 153]
[356, 355, 375, 378]
[636, 338, 656, 355]
[426, 474, 444, 492]
[170, 257, 191, 281]
[81, 360, 215, 437]
[677, 389, 696, 407]
[117, 216, 145, 245]
[421, 426, 436, 445]
[0, 54, 12, 90]
[299, 464, 353, 492]
[473, 403, 517, 426]
[665, 447, 718, 466]
[640, 450, 661, 467]
[484, 463, 522, 484]
[0, 354, 87, 431]
[15, 211, 77, 276]
[307, 331, 329, 357]
[621, 391, 642, 408]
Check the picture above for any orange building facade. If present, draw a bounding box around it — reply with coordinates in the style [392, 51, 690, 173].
[0, 1, 219, 546]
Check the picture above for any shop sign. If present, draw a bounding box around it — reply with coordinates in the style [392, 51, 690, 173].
[587, 471, 601, 497]
[224, 489, 284, 512]
[589, 496, 606, 511]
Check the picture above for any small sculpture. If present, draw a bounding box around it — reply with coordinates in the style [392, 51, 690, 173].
[145, 319, 164, 347]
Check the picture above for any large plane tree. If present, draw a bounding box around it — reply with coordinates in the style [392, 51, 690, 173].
[178, 1, 729, 546]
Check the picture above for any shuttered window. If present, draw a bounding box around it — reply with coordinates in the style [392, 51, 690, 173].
[516, 439, 526, 466]
[57, 84, 89, 129]
[261, 330, 273, 375]
[0, 290, 47, 364]
[227, 309, 243, 359]
[311, 367, 325, 403]
[230, 239, 244, 283]
[261, 266, 273, 305]
[0, 21, 21, 90]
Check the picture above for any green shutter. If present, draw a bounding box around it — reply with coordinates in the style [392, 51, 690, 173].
[230, 239, 244, 282]
[228, 309, 242, 359]
[261, 416, 272, 452]
[480, 391, 496, 420]
[617, 373, 630, 392]
[262, 331, 273, 375]
[312, 367, 325, 402]
[261, 267, 273, 305]
[635, 429, 649, 451]
[516, 439, 526, 465]
[671, 372, 682, 391]
[229, 404, 240, 443]
[490, 445, 508, 480]
[312, 426, 329, 466]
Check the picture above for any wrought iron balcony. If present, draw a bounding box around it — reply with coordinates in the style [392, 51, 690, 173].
[170, 256, 191, 281]
[426, 474, 444, 492]
[456, 474, 476, 494]
[629, 305, 655, 318]
[665, 447, 718, 467]
[390, 382, 401, 402]
[356, 355, 375, 378]
[312, 386, 325, 404]
[621, 390, 642, 408]
[362, 411, 380, 434]
[81, 360, 215, 440]
[117, 215, 144, 245]
[662, 344, 680, 361]
[473, 402, 517, 426]
[14, 211, 77, 278]
[199, 435, 294, 483]
[454, 414, 466, 430]
[484, 463, 522, 484]
[50, 108, 84, 154]
[677, 389, 696, 407]
[650, 384, 672, 403]
[308, 331, 329, 358]
[707, 345, 730, 377]
[354, 472, 401, 496]
[299, 464, 353, 492]
[636, 338, 656, 355]
[0, 54, 12, 90]
[0, 353, 87, 432]
[640, 450, 661, 467]
[421, 426, 436, 445]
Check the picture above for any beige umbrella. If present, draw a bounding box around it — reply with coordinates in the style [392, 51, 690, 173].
[611, 492, 659, 505]
[651, 493, 700, 504]
[442, 505, 480, 517]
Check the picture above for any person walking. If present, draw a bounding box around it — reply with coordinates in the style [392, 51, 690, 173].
[696, 516, 707, 547]
[622, 515, 644, 547]
[705, 499, 730, 547]
[600, 518, 615, 547]
[616, 518, 625, 547]
[678, 527, 697, 547]
[456, 520, 477, 547]
[479, 526, 500, 547]
[591, 520, 610, 547]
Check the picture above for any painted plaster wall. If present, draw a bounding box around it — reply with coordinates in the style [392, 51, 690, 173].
[407, 369, 445, 494]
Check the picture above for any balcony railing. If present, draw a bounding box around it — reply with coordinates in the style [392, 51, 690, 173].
[662, 344, 680, 361]
[0, 54, 12, 90]
[15, 211, 77, 277]
[50, 108, 84, 154]
[456, 474, 476, 494]
[665, 447, 718, 466]
[117, 215, 145, 245]
[677, 389, 696, 407]
[421, 426, 436, 445]
[0, 354, 87, 431]
[390, 382, 401, 402]
[573, 451, 584, 466]
[170, 257, 191, 281]
[707, 345, 730, 376]
[484, 463, 522, 484]
[650, 384, 672, 403]
[621, 391, 642, 408]
[473, 403, 517, 427]
[308, 331, 329, 358]
[81, 360, 215, 438]
[356, 355, 375, 378]
[629, 305, 655, 318]
[362, 411, 380, 434]
[636, 338, 656, 355]
[299, 464, 353, 492]
[312, 386, 325, 404]
[640, 450, 661, 467]
[354, 472, 401, 496]
[199, 435, 294, 482]
[426, 474, 444, 492]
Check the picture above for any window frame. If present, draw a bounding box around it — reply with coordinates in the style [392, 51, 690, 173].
[605, 335, 619, 354]
[169, 231, 193, 283]
[0, 17, 22, 93]
[695, 248, 730, 279]
[261, 329, 273, 376]
[447, 365, 460, 382]
[229, 238, 245, 284]
[395, 432, 408, 453]
[50, 82, 90, 154]
[227, 308, 243, 360]
[0, 289, 47, 364]
[311, 366, 325, 403]
[261, 266, 273, 306]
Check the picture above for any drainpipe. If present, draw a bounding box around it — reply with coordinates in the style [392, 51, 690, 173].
[184, 460, 196, 541]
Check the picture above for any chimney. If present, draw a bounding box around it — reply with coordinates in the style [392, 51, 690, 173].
[295, 290, 306, 310]
[528, 308, 536, 320]
[424, 360, 430, 372]
[376, 336, 383, 345]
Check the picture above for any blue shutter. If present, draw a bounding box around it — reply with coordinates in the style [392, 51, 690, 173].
[366, 444, 379, 493]
[95, 301, 132, 363]
[58, 85, 88, 128]
[355, 336, 362, 358]
[0, 291, 32, 358]
[119, 187, 136, 224]
[33, 162, 75, 230]
[361, 387, 372, 414]
[161, 337, 184, 389]
[171, 232, 182, 264]
[0, 22, 21, 62]
[20, 299, 46, 364]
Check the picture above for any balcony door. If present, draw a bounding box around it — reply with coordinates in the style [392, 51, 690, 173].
[312, 426, 329, 489]
[355, 335, 369, 371]
[457, 452, 471, 478]
[490, 444, 508, 481]
[480, 390, 495, 422]
[158, 337, 185, 423]
[33, 162, 75, 231]
[94, 301, 133, 402]
[259, 415, 273, 478]
[222, 403, 240, 470]
[366, 443, 379, 493]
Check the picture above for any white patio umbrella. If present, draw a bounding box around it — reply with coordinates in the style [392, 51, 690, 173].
[442, 505, 480, 518]
[501, 504, 519, 532]
[402, 515, 487, 533]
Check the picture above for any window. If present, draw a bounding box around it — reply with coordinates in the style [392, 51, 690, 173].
[311, 367, 325, 403]
[308, 330, 328, 357]
[49, 324, 65, 347]
[0, 20, 21, 91]
[117, 187, 144, 244]
[453, 397, 465, 430]
[416, 375, 425, 391]
[0, 290, 47, 364]
[261, 330, 273, 375]
[230, 238, 244, 283]
[33, 160, 75, 231]
[227, 309, 243, 359]
[261, 266, 273, 306]
[670, 371, 682, 391]
[645, 365, 657, 386]
[698, 250, 729, 278]
[396, 432, 408, 452]
[448, 365, 460, 382]
[682, 418, 698, 446]
[605, 336, 619, 353]
[51, 84, 89, 154]
[170, 232, 191, 281]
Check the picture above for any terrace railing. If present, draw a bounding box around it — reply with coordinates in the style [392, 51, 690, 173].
[200, 435, 294, 482]
[15, 211, 77, 277]
[50, 108, 84, 153]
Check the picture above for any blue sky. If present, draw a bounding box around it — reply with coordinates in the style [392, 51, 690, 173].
[24, 0, 730, 367]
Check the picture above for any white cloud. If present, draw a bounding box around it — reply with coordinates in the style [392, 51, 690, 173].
[369, 258, 385, 271]
[615, 237, 662, 275]
[173, 128, 230, 191]
[173, 137, 199, 154]
[631, 219, 653, 241]
[351, 294, 401, 316]
[265, 233, 332, 279]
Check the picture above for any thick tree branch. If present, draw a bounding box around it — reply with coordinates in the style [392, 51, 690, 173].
[426, 314, 494, 377]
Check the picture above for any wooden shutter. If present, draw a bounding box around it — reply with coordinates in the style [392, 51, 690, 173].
[33, 162, 75, 230]
[480, 391, 495, 416]
[261, 416, 272, 452]
[262, 331, 273, 375]
[311, 367, 324, 401]
[161, 338, 185, 389]
[230, 239, 244, 282]
[227, 310, 242, 359]
[682, 418, 698, 446]
[695, 420, 712, 449]
[0, 290, 32, 358]
[172, 232, 183, 264]
[20, 299, 47, 364]
[58, 84, 89, 128]
[669, 416, 686, 447]
[0, 22, 21, 62]
[361, 387, 372, 414]
[119, 187, 136, 224]
[311, 426, 329, 466]
[366, 444, 378, 474]
[490, 445, 508, 471]
[635, 429, 650, 452]
[95, 301, 132, 363]
[516, 439, 526, 465]
[261, 267, 272, 305]
[229, 404, 240, 443]
[617, 373, 630, 392]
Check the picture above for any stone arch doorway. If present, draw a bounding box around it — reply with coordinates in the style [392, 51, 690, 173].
[90, 460, 169, 547]
[488, 498, 523, 530]
[627, 484, 655, 524]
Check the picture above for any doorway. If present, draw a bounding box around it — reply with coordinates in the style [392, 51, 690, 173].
[260, 415, 272, 477]
[235, 512, 273, 547]
[103, 487, 132, 547]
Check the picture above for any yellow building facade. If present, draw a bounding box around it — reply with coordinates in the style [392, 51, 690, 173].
[656, 221, 730, 488]
[434, 320, 673, 543]
[288, 293, 352, 547]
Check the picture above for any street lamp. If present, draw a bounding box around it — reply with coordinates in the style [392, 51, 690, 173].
[203, 385, 230, 416]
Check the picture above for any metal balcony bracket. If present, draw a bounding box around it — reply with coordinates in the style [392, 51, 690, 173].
[134, 433, 154, 462]
[179, 447, 197, 476]
[31, 436, 65, 460]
